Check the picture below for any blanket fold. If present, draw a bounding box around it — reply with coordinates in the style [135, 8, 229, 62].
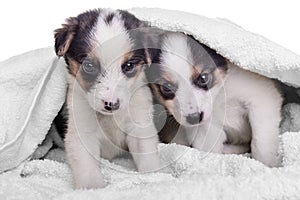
[129, 8, 300, 87]
[0, 47, 67, 173]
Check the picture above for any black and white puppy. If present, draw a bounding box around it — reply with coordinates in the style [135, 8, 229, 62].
[55, 9, 160, 189]
[147, 32, 283, 167]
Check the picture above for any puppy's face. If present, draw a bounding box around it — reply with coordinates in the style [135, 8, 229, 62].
[148, 33, 227, 126]
[55, 9, 150, 115]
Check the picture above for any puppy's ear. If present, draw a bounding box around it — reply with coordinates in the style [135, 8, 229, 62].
[201, 45, 228, 69]
[54, 17, 79, 57]
[142, 28, 165, 65]
[186, 33, 228, 70]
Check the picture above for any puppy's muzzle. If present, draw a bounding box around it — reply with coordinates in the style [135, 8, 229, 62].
[104, 99, 120, 111]
[186, 112, 204, 125]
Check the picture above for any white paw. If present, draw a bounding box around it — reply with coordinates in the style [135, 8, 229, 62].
[74, 172, 106, 189]
[252, 152, 282, 168]
[135, 155, 161, 173]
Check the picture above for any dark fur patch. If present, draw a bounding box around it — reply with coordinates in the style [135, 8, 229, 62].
[118, 10, 146, 30]
[187, 34, 227, 70]
[157, 114, 180, 143]
[66, 9, 100, 63]
[143, 28, 166, 83]
[104, 12, 115, 25]
[54, 9, 101, 71]
[150, 83, 180, 144]
[185, 34, 227, 91]
[54, 17, 79, 57]
[53, 103, 68, 139]
[274, 79, 300, 105]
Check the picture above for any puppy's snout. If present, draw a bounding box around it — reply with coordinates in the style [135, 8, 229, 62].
[186, 112, 204, 125]
[104, 99, 120, 111]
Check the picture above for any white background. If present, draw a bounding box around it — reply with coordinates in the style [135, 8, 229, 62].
[0, 0, 299, 61]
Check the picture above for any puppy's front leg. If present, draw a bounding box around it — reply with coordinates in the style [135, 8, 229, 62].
[125, 87, 160, 172]
[65, 125, 105, 189]
[249, 104, 281, 167]
[126, 127, 160, 172]
[186, 122, 226, 153]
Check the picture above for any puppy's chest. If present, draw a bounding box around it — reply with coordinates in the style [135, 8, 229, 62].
[222, 100, 252, 142]
[96, 115, 128, 159]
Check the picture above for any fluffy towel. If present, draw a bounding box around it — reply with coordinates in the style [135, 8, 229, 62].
[0, 48, 67, 173]
[1, 134, 300, 199]
[0, 7, 300, 200]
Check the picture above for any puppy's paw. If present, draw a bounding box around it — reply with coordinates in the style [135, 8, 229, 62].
[252, 151, 282, 168]
[265, 154, 282, 168]
[74, 172, 106, 189]
[136, 156, 161, 173]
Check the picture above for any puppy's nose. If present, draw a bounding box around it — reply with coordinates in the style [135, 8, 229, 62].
[186, 112, 203, 125]
[104, 99, 120, 111]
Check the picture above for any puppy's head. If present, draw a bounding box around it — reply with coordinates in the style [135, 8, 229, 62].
[148, 32, 227, 126]
[55, 9, 151, 115]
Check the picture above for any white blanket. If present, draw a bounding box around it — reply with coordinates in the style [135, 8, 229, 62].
[0, 7, 300, 200]
[0, 48, 67, 173]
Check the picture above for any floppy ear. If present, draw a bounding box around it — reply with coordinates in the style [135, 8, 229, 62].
[201, 44, 228, 69]
[186, 33, 228, 70]
[54, 17, 79, 57]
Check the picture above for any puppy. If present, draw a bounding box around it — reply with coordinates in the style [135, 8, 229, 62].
[147, 32, 283, 167]
[54, 9, 160, 189]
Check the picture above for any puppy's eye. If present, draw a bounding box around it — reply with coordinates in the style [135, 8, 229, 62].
[200, 73, 210, 84]
[82, 60, 97, 74]
[159, 82, 176, 100]
[194, 73, 212, 90]
[122, 61, 137, 78]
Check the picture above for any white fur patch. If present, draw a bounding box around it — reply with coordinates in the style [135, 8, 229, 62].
[161, 33, 193, 81]
[93, 11, 133, 68]
[86, 11, 136, 113]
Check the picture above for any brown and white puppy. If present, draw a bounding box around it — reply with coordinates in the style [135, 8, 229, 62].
[54, 8, 160, 189]
[147, 32, 283, 167]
